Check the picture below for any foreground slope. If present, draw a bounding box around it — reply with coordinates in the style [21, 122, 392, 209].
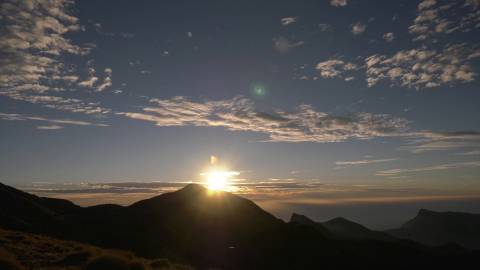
[0, 227, 192, 270]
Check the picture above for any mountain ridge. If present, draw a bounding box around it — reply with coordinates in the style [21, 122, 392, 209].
[1, 182, 479, 269]
[386, 208, 480, 249]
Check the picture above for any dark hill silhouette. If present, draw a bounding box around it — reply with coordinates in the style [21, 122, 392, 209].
[322, 217, 396, 242]
[289, 213, 333, 238]
[386, 208, 480, 250]
[0, 182, 80, 234]
[1, 182, 479, 269]
[290, 213, 395, 242]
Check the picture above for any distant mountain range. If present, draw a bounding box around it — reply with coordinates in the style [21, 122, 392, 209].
[386, 208, 480, 250]
[290, 213, 396, 242]
[1, 182, 479, 269]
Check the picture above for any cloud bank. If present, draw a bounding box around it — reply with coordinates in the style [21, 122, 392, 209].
[121, 96, 409, 143]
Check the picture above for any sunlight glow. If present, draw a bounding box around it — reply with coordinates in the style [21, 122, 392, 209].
[201, 170, 239, 191]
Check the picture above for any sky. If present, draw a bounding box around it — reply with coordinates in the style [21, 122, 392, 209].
[1, 0, 480, 228]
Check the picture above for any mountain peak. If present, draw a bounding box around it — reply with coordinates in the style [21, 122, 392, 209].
[326, 217, 351, 224]
[177, 183, 208, 193]
[417, 208, 438, 217]
[290, 213, 316, 225]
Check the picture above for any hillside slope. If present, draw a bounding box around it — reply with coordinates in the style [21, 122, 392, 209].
[0, 227, 192, 270]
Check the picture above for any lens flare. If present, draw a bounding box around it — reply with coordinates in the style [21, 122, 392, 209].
[201, 170, 239, 191]
[250, 82, 268, 99]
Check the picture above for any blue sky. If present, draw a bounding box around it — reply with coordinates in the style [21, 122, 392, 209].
[1, 0, 480, 226]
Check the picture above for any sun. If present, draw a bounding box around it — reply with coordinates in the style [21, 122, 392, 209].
[201, 170, 239, 191]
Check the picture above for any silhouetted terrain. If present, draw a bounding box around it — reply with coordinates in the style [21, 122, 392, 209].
[386, 208, 480, 250]
[290, 213, 395, 242]
[1, 182, 479, 269]
[0, 227, 192, 270]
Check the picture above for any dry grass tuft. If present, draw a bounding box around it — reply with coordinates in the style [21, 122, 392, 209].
[0, 228, 194, 270]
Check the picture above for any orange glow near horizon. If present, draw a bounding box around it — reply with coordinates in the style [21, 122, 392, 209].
[201, 169, 239, 191]
[201, 155, 239, 191]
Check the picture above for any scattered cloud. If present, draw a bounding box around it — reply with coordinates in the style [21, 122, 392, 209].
[336, 158, 398, 166]
[330, 0, 348, 7]
[4, 93, 111, 114]
[456, 150, 480, 156]
[120, 96, 409, 143]
[118, 96, 480, 151]
[383, 32, 395, 42]
[96, 68, 113, 92]
[400, 131, 480, 153]
[365, 44, 479, 88]
[119, 32, 135, 39]
[351, 22, 367, 35]
[377, 161, 480, 177]
[0, 0, 112, 114]
[0, 112, 109, 128]
[1, 0, 86, 93]
[273, 37, 304, 54]
[280, 17, 298, 26]
[37, 125, 63, 130]
[78, 67, 99, 88]
[315, 59, 360, 80]
[409, 0, 480, 41]
[91, 21, 134, 39]
[318, 23, 332, 32]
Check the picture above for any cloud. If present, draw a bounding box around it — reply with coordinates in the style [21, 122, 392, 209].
[0, 0, 112, 114]
[400, 131, 480, 153]
[280, 17, 298, 26]
[418, 0, 437, 11]
[37, 125, 63, 130]
[0, 0, 85, 92]
[0, 112, 109, 128]
[311, 1, 480, 90]
[91, 21, 134, 39]
[96, 68, 113, 92]
[119, 96, 480, 151]
[4, 93, 111, 114]
[351, 22, 367, 35]
[336, 158, 398, 166]
[316, 59, 359, 80]
[383, 32, 395, 42]
[318, 24, 332, 32]
[120, 96, 409, 143]
[456, 150, 480, 156]
[330, 0, 348, 7]
[409, 0, 480, 41]
[376, 161, 480, 177]
[273, 37, 304, 54]
[365, 44, 479, 88]
[78, 74, 99, 88]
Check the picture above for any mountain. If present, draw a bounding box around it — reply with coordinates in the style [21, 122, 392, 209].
[290, 213, 395, 242]
[386, 208, 480, 250]
[322, 217, 396, 242]
[0, 182, 81, 234]
[1, 182, 479, 269]
[289, 213, 333, 238]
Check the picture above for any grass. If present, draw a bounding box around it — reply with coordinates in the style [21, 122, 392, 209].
[0, 228, 193, 270]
